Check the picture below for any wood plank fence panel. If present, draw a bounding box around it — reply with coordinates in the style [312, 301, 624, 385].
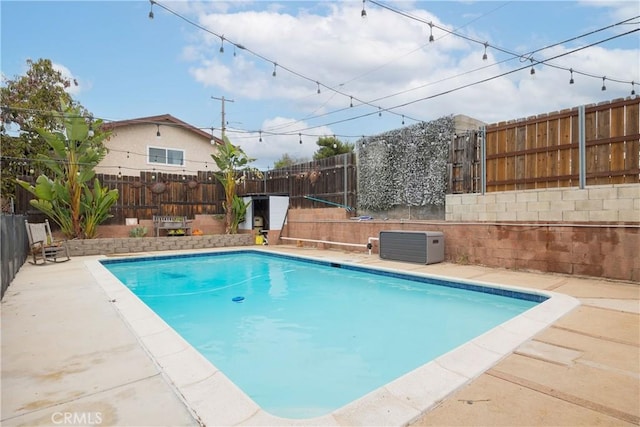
[558, 112, 575, 187]
[485, 97, 639, 192]
[525, 120, 537, 190]
[536, 115, 549, 189]
[624, 101, 640, 184]
[547, 115, 559, 188]
[485, 127, 498, 192]
[595, 108, 611, 185]
[610, 104, 626, 184]
[504, 126, 515, 191]
[515, 122, 526, 190]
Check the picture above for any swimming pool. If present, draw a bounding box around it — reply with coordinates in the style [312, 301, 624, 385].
[89, 248, 579, 425]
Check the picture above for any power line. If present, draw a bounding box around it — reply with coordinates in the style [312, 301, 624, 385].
[147, 0, 638, 138]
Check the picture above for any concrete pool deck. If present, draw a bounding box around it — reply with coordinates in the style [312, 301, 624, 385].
[1, 246, 638, 426]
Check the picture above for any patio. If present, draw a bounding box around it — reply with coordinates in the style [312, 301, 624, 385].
[1, 246, 638, 426]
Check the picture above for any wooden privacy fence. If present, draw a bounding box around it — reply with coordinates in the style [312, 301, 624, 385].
[14, 153, 357, 224]
[449, 97, 640, 193]
[99, 170, 225, 224]
[484, 97, 639, 192]
[241, 153, 357, 209]
[448, 131, 481, 194]
[11, 98, 638, 221]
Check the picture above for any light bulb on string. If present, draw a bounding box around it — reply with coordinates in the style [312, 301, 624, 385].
[316, 82, 321, 94]
[272, 62, 277, 77]
[361, 0, 366, 17]
[350, 96, 353, 107]
[156, 124, 161, 138]
[428, 22, 434, 42]
[601, 76, 606, 91]
[299, 133, 302, 144]
[219, 36, 224, 53]
[378, 107, 382, 117]
[402, 115, 405, 125]
[529, 59, 535, 75]
[259, 131, 262, 142]
[482, 42, 488, 61]
[569, 68, 574, 84]
[148, 0, 154, 19]
[632, 81, 636, 96]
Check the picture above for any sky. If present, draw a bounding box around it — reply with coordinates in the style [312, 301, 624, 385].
[1, 0, 639, 169]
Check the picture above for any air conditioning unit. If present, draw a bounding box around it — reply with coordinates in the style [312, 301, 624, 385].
[379, 231, 444, 264]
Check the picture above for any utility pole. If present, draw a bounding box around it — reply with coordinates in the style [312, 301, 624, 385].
[211, 96, 234, 141]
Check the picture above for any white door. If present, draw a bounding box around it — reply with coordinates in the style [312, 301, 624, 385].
[239, 196, 253, 231]
[269, 196, 289, 230]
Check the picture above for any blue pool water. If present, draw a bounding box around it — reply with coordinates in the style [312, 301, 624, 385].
[102, 251, 543, 419]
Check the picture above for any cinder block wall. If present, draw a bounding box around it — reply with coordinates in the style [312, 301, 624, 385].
[65, 234, 253, 256]
[281, 205, 640, 282]
[446, 184, 639, 222]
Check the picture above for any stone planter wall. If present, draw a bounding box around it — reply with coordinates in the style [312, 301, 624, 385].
[65, 234, 253, 257]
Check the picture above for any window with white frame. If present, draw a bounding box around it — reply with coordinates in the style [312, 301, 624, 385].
[148, 146, 185, 166]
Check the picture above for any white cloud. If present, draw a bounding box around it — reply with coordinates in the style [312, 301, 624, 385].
[52, 62, 84, 96]
[229, 117, 334, 169]
[578, 0, 640, 26]
[183, 1, 637, 158]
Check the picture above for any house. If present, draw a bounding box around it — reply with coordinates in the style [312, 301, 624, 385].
[96, 114, 223, 177]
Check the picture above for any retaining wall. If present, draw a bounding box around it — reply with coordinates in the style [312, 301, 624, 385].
[64, 234, 253, 256]
[281, 208, 640, 282]
[446, 184, 639, 222]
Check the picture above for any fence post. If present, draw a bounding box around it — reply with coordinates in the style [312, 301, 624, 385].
[578, 105, 586, 189]
[343, 154, 348, 208]
[480, 125, 486, 194]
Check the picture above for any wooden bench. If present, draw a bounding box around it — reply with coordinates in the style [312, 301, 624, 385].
[153, 215, 192, 237]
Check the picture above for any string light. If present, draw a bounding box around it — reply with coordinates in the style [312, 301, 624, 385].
[428, 22, 434, 42]
[259, 131, 262, 142]
[350, 96, 353, 107]
[569, 68, 574, 84]
[378, 107, 382, 117]
[601, 76, 606, 91]
[148, 0, 154, 19]
[156, 124, 161, 138]
[529, 59, 535, 75]
[219, 36, 224, 53]
[361, 0, 367, 17]
[146, 0, 637, 136]
[482, 42, 488, 61]
[272, 62, 277, 77]
[299, 133, 302, 144]
[632, 81, 636, 96]
[402, 115, 405, 125]
[316, 82, 321, 94]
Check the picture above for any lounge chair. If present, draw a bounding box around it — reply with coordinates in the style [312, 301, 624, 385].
[24, 219, 70, 264]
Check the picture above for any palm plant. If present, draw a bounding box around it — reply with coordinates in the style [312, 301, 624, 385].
[210, 136, 260, 234]
[17, 102, 118, 238]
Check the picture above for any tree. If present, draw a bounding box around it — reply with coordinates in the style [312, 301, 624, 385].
[273, 153, 309, 169]
[313, 136, 354, 160]
[210, 136, 260, 234]
[1, 58, 89, 207]
[17, 103, 118, 239]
